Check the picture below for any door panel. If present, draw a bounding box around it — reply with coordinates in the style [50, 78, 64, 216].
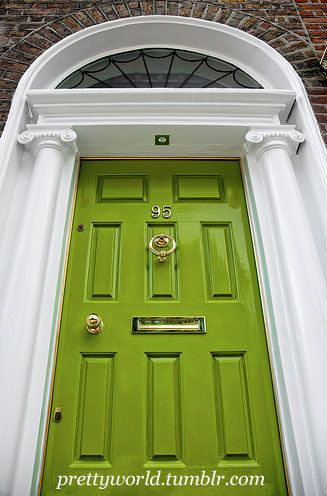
[202, 223, 237, 299]
[73, 353, 115, 468]
[212, 353, 255, 464]
[41, 159, 287, 495]
[146, 353, 183, 464]
[87, 224, 121, 300]
[147, 223, 178, 300]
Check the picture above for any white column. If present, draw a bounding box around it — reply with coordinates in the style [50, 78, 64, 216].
[0, 129, 77, 495]
[245, 127, 327, 495]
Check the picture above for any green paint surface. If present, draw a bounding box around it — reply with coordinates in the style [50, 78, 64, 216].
[41, 160, 288, 495]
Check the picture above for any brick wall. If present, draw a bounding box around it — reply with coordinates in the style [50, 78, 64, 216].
[295, 0, 326, 57]
[294, 0, 327, 139]
[0, 1, 326, 141]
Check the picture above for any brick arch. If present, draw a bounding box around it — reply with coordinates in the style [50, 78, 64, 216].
[0, 1, 326, 138]
[0, 2, 318, 72]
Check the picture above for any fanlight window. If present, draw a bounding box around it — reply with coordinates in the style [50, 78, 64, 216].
[57, 48, 262, 89]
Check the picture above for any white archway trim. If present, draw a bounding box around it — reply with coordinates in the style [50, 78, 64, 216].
[1, 18, 326, 227]
[0, 16, 326, 496]
[1, 17, 326, 272]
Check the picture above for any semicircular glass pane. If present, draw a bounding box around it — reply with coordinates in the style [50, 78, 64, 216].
[57, 48, 262, 89]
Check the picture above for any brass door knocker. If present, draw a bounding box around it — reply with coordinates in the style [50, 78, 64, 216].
[149, 233, 177, 262]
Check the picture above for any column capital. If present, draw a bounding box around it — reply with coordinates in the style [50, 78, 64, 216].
[18, 128, 77, 158]
[245, 127, 305, 159]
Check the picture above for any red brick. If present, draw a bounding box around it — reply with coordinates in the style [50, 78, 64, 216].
[167, 1, 179, 16]
[62, 15, 84, 32]
[308, 97, 327, 107]
[0, 80, 18, 89]
[154, 1, 166, 15]
[35, 26, 60, 43]
[315, 113, 327, 123]
[312, 104, 327, 113]
[191, 3, 207, 18]
[115, 3, 130, 18]
[0, 89, 15, 99]
[178, 1, 193, 17]
[127, 2, 143, 17]
[0, 59, 29, 71]
[100, 5, 119, 20]
[87, 7, 108, 24]
[73, 11, 95, 28]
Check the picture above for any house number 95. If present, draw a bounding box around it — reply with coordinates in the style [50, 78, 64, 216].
[151, 205, 172, 219]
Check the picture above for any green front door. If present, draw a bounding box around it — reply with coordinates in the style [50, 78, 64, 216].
[41, 159, 287, 495]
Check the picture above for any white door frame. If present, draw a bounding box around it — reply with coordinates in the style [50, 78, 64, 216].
[0, 16, 327, 496]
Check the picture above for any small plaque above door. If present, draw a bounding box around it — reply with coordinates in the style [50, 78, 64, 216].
[132, 316, 206, 334]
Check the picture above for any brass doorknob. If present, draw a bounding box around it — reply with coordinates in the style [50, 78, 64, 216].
[149, 233, 177, 262]
[86, 313, 104, 334]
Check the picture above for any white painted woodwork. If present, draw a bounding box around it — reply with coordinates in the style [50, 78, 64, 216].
[0, 130, 77, 496]
[245, 127, 327, 495]
[0, 16, 326, 496]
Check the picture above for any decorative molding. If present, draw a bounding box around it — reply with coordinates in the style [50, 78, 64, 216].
[17, 128, 77, 157]
[26, 89, 295, 126]
[245, 127, 305, 159]
[0, 16, 325, 496]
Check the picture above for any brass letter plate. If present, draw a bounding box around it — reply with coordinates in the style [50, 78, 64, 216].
[132, 316, 206, 334]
